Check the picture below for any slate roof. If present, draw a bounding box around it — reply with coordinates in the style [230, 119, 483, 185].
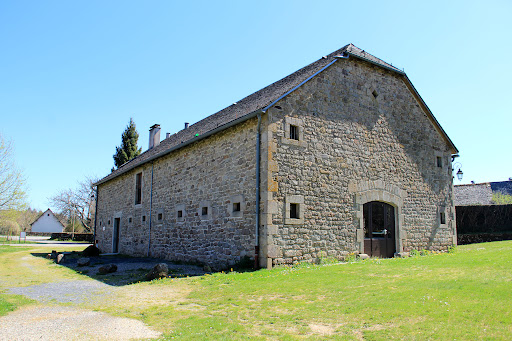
[95, 44, 453, 186]
[454, 180, 512, 206]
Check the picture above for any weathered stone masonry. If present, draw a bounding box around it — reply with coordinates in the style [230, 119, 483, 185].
[95, 44, 458, 269]
[260, 58, 455, 266]
[96, 119, 258, 268]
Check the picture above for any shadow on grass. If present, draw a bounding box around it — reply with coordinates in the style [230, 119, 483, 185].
[31, 251, 256, 286]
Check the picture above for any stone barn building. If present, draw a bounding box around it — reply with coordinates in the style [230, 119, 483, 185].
[94, 44, 458, 269]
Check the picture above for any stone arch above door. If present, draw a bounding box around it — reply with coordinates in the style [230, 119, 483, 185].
[349, 180, 406, 255]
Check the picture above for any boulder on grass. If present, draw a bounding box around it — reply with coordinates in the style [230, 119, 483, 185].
[98, 264, 117, 275]
[82, 245, 100, 257]
[77, 258, 90, 266]
[145, 263, 169, 281]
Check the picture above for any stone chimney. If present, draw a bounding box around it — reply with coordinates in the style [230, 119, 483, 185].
[184, 122, 189, 129]
[148, 124, 161, 149]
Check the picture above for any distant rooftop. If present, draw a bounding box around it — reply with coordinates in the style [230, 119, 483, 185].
[454, 180, 512, 206]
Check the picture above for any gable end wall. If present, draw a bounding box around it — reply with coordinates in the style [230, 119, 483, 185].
[261, 58, 455, 265]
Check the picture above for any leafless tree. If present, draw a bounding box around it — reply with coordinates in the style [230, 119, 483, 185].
[0, 134, 27, 210]
[49, 176, 98, 233]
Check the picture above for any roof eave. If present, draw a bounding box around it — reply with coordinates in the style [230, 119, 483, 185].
[347, 51, 458, 154]
[401, 75, 459, 154]
[94, 109, 264, 186]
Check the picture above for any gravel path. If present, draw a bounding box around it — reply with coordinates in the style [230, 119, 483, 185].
[0, 306, 161, 341]
[7, 280, 114, 304]
[0, 251, 196, 340]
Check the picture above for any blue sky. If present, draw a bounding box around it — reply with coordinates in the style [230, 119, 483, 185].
[1, 0, 510, 211]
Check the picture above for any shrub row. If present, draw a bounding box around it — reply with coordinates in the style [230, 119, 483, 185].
[457, 233, 512, 245]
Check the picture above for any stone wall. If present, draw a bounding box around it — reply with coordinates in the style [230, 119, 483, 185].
[96, 118, 258, 269]
[261, 58, 455, 265]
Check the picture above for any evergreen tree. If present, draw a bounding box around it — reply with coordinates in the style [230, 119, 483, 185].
[113, 118, 142, 169]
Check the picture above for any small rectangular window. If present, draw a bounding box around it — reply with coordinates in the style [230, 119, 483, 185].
[289, 125, 299, 140]
[142, 215, 146, 222]
[436, 156, 443, 168]
[440, 212, 446, 224]
[157, 213, 163, 221]
[177, 210, 183, 218]
[290, 203, 299, 219]
[202, 207, 208, 216]
[135, 172, 142, 204]
[128, 217, 132, 223]
[233, 202, 241, 212]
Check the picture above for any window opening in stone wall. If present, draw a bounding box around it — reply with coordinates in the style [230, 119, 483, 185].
[202, 207, 208, 216]
[437, 156, 443, 168]
[289, 125, 299, 140]
[157, 213, 163, 221]
[440, 212, 446, 224]
[135, 172, 142, 204]
[142, 215, 146, 222]
[177, 210, 183, 218]
[108, 220, 111, 225]
[290, 203, 299, 219]
[233, 202, 241, 212]
[128, 217, 132, 223]
[372, 90, 378, 99]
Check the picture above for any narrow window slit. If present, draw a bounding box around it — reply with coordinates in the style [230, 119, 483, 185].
[290, 203, 299, 219]
[290, 125, 299, 140]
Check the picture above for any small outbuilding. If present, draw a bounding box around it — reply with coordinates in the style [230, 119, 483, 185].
[31, 208, 65, 233]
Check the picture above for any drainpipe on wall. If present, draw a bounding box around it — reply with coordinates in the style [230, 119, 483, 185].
[254, 113, 262, 269]
[147, 162, 154, 257]
[93, 187, 99, 247]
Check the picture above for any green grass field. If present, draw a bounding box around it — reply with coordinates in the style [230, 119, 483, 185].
[1, 242, 511, 340]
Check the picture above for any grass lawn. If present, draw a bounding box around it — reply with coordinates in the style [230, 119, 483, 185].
[1, 242, 511, 340]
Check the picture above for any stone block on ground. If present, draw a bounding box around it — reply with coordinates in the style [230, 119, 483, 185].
[56, 254, 65, 264]
[82, 245, 100, 257]
[77, 258, 91, 266]
[145, 263, 169, 281]
[98, 264, 117, 275]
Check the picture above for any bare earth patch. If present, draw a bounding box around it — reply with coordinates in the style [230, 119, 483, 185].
[308, 323, 336, 335]
[0, 305, 161, 341]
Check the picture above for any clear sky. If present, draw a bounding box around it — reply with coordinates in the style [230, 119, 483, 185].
[1, 0, 510, 211]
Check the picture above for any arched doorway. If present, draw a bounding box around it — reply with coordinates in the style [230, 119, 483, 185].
[363, 201, 396, 258]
